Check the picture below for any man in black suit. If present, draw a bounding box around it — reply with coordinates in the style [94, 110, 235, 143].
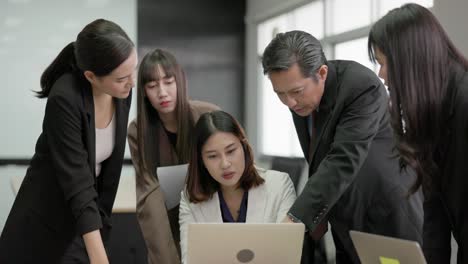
[261, 30, 423, 263]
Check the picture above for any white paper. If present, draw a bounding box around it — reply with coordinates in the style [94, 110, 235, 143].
[157, 163, 189, 210]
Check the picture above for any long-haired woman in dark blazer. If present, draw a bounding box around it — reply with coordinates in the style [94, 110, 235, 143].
[127, 49, 219, 264]
[368, 4, 468, 263]
[0, 19, 136, 263]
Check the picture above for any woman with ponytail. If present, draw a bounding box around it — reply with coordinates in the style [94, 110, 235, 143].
[0, 19, 137, 264]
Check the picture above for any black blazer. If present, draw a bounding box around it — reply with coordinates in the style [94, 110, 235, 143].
[0, 73, 131, 263]
[422, 66, 468, 264]
[289, 61, 423, 263]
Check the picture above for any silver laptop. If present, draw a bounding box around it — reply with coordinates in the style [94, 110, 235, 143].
[188, 223, 305, 264]
[350, 230, 426, 264]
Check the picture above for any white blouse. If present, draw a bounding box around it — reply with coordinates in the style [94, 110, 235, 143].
[95, 113, 116, 176]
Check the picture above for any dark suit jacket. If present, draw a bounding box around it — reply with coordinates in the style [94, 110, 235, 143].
[422, 66, 468, 264]
[289, 60, 423, 263]
[0, 73, 131, 263]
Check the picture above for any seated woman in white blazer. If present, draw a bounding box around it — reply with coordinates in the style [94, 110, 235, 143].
[179, 110, 297, 263]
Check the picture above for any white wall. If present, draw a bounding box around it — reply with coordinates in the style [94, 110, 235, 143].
[0, 0, 137, 159]
[433, 0, 468, 57]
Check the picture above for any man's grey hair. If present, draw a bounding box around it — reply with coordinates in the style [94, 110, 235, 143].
[261, 30, 327, 80]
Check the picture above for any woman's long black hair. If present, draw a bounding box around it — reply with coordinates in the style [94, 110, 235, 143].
[368, 3, 468, 194]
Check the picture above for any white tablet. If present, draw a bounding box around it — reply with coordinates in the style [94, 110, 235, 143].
[156, 163, 188, 210]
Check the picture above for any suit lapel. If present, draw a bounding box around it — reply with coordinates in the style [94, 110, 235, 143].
[292, 113, 311, 161]
[112, 98, 128, 162]
[292, 62, 339, 169]
[246, 183, 267, 222]
[82, 78, 96, 179]
[309, 111, 332, 167]
[197, 192, 223, 222]
[195, 184, 267, 223]
[308, 62, 338, 168]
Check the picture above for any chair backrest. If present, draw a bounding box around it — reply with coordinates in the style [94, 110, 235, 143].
[270, 156, 306, 192]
